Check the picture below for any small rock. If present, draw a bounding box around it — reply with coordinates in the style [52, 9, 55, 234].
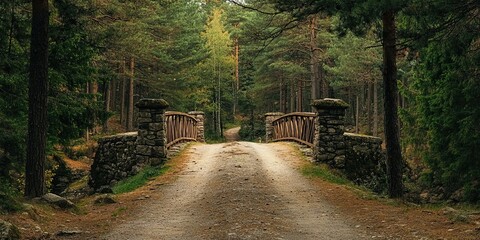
[419, 192, 429, 201]
[94, 194, 117, 205]
[442, 207, 458, 215]
[56, 230, 83, 236]
[41, 193, 75, 209]
[0, 220, 21, 240]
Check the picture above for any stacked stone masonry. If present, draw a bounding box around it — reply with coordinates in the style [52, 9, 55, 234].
[312, 98, 349, 169]
[265, 98, 386, 192]
[344, 133, 386, 193]
[89, 132, 139, 191]
[265, 112, 284, 142]
[136, 99, 169, 167]
[189, 111, 206, 143]
[89, 98, 204, 192]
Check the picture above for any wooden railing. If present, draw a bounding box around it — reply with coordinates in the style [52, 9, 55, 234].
[165, 111, 198, 148]
[271, 112, 316, 147]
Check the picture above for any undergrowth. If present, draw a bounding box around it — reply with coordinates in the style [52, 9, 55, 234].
[112, 166, 170, 194]
[301, 164, 350, 185]
[0, 179, 23, 213]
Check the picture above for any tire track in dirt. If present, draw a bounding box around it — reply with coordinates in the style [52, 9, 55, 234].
[104, 142, 367, 239]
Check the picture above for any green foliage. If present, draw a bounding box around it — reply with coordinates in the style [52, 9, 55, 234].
[238, 115, 265, 141]
[325, 30, 382, 88]
[301, 163, 350, 185]
[405, 36, 480, 202]
[0, 178, 23, 213]
[112, 166, 170, 194]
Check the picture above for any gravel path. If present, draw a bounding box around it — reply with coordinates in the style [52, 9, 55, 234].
[104, 142, 368, 239]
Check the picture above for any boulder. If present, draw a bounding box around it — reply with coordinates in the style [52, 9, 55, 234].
[0, 220, 20, 240]
[41, 193, 75, 209]
[94, 194, 117, 205]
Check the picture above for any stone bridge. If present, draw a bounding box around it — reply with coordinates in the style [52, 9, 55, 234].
[90, 98, 386, 193]
[265, 98, 386, 191]
[89, 99, 205, 192]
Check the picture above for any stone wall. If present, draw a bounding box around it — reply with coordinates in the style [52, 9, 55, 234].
[89, 132, 139, 191]
[89, 99, 204, 193]
[265, 98, 387, 193]
[312, 99, 348, 169]
[265, 112, 284, 142]
[136, 99, 169, 166]
[189, 111, 206, 143]
[344, 133, 386, 193]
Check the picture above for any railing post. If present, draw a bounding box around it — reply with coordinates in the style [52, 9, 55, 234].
[188, 111, 205, 143]
[135, 99, 169, 166]
[312, 98, 349, 168]
[265, 112, 284, 143]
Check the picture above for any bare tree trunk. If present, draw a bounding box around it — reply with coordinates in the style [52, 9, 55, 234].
[7, 2, 15, 56]
[85, 82, 90, 141]
[297, 79, 303, 112]
[355, 94, 360, 134]
[319, 63, 329, 98]
[234, 37, 239, 116]
[120, 60, 126, 128]
[290, 80, 295, 113]
[279, 77, 284, 113]
[110, 78, 116, 111]
[103, 80, 111, 132]
[367, 82, 373, 135]
[347, 87, 353, 124]
[373, 81, 378, 137]
[310, 16, 320, 108]
[127, 57, 134, 131]
[25, 0, 49, 198]
[382, 10, 404, 198]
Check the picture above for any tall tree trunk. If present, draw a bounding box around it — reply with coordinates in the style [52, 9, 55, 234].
[310, 16, 320, 107]
[127, 57, 134, 131]
[120, 60, 126, 128]
[297, 79, 303, 112]
[355, 94, 359, 134]
[382, 10, 404, 198]
[290, 80, 295, 113]
[7, 2, 15, 56]
[373, 81, 379, 137]
[103, 80, 111, 132]
[367, 82, 373, 135]
[110, 78, 116, 111]
[319, 63, 329, 98]
[25, 0, 49, 198]
[279, 77, 284, 113]
[85, 83, 90, 142]
[234, 37, 239, 116]
[347, 87, 353, 124]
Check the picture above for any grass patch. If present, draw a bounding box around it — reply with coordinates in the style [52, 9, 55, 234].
[301, 163, 350, 185]
[111, 206, 127, 217]
[112, 166, 170, 194]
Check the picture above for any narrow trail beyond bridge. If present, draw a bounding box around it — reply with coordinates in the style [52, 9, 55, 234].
[105, 141, 368, 239]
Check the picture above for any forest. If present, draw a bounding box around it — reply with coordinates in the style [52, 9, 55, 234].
[0, 0, 479, 213]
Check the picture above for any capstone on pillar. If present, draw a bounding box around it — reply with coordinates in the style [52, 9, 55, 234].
[188, 111, 205, 143]
[265, 112, 284, 143]
[312, 98, 349, 168]
[135, 98, 169, 166]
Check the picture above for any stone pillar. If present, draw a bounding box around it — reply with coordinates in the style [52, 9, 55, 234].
[265, 112, 284, 142]
[135, 99, 169, 166]
[188, 111, 205, 143]
[312, 98, 349, 168]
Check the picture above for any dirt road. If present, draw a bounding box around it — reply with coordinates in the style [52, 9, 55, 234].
[223, 126, 241, 142]
[104, 142, 369, 239]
